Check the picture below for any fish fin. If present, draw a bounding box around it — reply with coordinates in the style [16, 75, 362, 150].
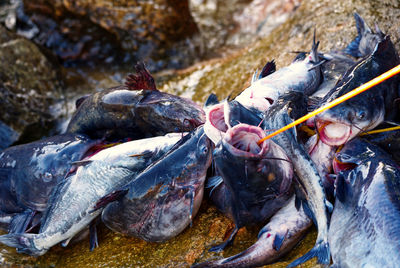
[61, 237, 72, 247]
[293, 176, 307, 211]
[125, 62, 157, 91]
[325, 199, 333, 213]
[206, 176, 223, 197]
[301, 200, 317, 227]
[8, 209, 35, 234]
[273, 230, 288, 251]
[75, 94, 90, 109]
[0, 233, 41, 255]
[335, 173, 350, 203]
[204, 93, 219, 108]
[259, 60, 276, 79]
[293, 52, 307, 62]
[287, 240, 330, 267]
[209, 226, 239, 252]
[90, 189, 129, 213]
[295, 195, 302, 211]
[71, 159, 93, 167]
[89, 218, 99, 251]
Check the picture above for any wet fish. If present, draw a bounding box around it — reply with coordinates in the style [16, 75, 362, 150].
[0, 133, 183, 255]
[194, 197, 312, 267]
[101, 126, 212, 242]
[204, 96, 263, 145]
[305, 134, 336, 196]
[329, 138, 400, 267]
[67, 62, 205, 140]
[314, 33, 400, 146]
[210, 123, 293, 251]
[235, 37, 322, 112]
[262, 91, 331, 266]
[0, 134, 98, 232]
[364, 125, 400, 164]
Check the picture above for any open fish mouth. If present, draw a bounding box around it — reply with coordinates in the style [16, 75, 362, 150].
[224, 124, 269, 157]
[317, 119, 352, 146]
[208, 103, 228, 132]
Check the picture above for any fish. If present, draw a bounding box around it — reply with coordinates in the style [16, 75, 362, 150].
[305, 134, 336, 196]
[194, 197, 312, 267]
[310, 13, 385, 103]
[66, 62, 205, 140]
[329, 138, 400, 267]
[210, 123, 293, 252]
[262, 91, 331, 266]
[0, 133, 99, 233]
[0, 132, 183, 255]
[204, 95, 263, 145]
[234, 37, 322, 112]
[314, 33, 400, 146]
[101, 126, 212, 242]
[364, 125, 400, 164]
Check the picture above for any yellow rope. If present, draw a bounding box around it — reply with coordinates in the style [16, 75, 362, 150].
[257, 64, 400, 145]
[360, 125, 400, 136]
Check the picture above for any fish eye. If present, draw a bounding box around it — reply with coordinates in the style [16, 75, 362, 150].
[199, 144, 209, 155]
[356, 110, 366, 120]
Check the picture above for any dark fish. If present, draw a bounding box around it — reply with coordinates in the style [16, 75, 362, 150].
[211, 123, 293, 251]
[0, 134, 98, 232]
[66, 62, 205, 140]
[315, 34, 400, 146]
[0, 133, 182, 255]
[311, 13, 385, 104]
[235, 38, 322, 112]
[329, 138, 400, 267]
[101, 126, 212, 242]
[262, 91, 331, 266]
[194, 197, 312, 267]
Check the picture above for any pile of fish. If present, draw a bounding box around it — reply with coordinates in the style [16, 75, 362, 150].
[0, 13, 399, 267]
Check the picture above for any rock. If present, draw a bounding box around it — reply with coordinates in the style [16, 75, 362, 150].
[19, 0, 200, 70]
[0, 24, 63, 148]
[189, 0, 301, 53]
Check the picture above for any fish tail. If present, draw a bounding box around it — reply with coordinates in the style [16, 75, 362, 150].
[287, 240, 330, 267]
[0, 233, 43, 256]
[310, 33, 320, 65]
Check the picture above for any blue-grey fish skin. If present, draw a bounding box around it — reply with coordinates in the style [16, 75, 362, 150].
[0, 133, 182, 255]
[329, 138, 400, 268]
[0, 134, 98, 216]
[315, 35, 400, 146]
[213, 124, 293, 229]
[235, 39, 322, 112]
[262, 91, 331, 266]
[102, 126, 212, 242]
[67, 64, 205, 140]
[194, 197, 312, 268]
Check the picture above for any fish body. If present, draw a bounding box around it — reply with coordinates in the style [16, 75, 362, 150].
[0, 133, 98, 233]
[235, 40, 322, 112]
[315, 34, 400, 146]
[329, 138, 400, 267]
[262, 91, 331, 266]
[195, 197, 312, 267]
[211, 123, 293, 251]
[0, 133, 182, 255]
[67, 63, 205, 140]
[102, 126, 212, 242]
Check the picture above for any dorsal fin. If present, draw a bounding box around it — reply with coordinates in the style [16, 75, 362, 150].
[125, 62, 157, 90]
[259, 60, 276, 79]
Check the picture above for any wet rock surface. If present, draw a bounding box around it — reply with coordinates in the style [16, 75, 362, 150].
[19, 0, 200, 70]
[0, 0, 400, 267]
[0, 24, 63, 148]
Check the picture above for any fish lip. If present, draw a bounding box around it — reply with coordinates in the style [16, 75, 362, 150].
[316, 119, 352, 146]
[223, 124, 268, 158]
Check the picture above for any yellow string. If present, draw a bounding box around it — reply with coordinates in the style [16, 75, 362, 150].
[360, 125, 400, 136]
[257, 63, 400, 145]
